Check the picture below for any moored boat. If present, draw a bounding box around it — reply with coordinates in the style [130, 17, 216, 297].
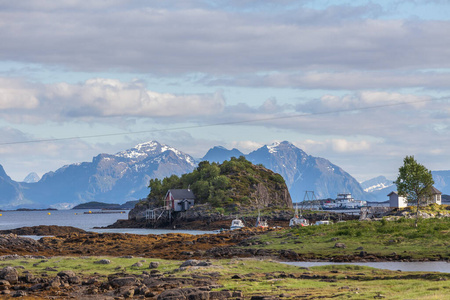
[255, 209, 268, 229]
[289, 204, 309, 227]
[314, 220, 332, 225]
[255, 216, 268, 229]
[322, 193, 367, 210]
[230, 218, 245, 230]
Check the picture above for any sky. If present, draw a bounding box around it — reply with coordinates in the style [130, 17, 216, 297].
[0, 0, 449, 183]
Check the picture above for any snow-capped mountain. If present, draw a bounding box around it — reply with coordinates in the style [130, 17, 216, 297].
[22, 172, 40, 183]
[360, 176, 394, 193]
[17, 141, 196, 208]
[244, 141, 369, 202]
[115, 141, 195, 166]
[3, 140, 450, 208]
[361, 172, 450, 201]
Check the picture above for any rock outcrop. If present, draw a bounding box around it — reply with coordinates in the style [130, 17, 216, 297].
[0, 225, 86, 236]
[128, 157, 293, 228]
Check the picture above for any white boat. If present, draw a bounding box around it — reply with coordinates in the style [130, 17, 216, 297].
[255, 216, 268, 229]
[230, 218, 245, 230]
[289, 204, 309, 227]
[255, 209, 269, 229]
[322, 200, 338, 209]
[322, 193, 367, 210]
[314, 220, 332, 225]
[289, 217, 309, 227]
[289, 216, 309, 227]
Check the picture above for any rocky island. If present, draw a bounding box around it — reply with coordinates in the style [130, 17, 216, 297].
[108, 157, 296, 230]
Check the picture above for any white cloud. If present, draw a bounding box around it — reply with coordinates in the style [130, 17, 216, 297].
[0, 3, 449, 75]
[0, 78, 39, 109]
[297, 91, 433, 115]
[0, 77, 225, 123]
[294, 138, 372, 154]
[331, 139, 371, 153]
[358, 91, 430, 107]
[229, 140, 263, 154]
[213, 70, 450, 90]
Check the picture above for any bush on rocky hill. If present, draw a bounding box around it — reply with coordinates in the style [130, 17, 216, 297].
[141, 156, 292, 212]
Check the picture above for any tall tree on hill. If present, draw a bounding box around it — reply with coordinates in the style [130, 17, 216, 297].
[394, 156, 434, 227]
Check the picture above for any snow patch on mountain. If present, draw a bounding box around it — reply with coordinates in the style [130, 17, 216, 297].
[23, 172, 40, 183]
[267, 141, 281, 153]
[361, 176, 394, 193]
[115, 141, 195, 166]
[364, 182, 391, 193]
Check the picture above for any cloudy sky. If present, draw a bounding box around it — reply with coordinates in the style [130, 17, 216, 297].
[1, 0, 449, 183]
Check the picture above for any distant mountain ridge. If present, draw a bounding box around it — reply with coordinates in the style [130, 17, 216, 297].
[2, 141, 196, 209]
[202, 141, 368, 201]
[0, 165, 32, 207]
[431, 171, 450, 195]
[244, 141, 368, 201]
[1, 140, 449, 209]
[360, 172, 450, 201]
[360, 176, 394, 193]
[202, 146, 244, 163]
[23, 172, 40, 183]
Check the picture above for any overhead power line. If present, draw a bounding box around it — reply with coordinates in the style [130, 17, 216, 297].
[0, 97, 443, 146]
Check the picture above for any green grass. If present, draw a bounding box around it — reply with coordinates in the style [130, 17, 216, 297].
[1, 256, 448, 299]
[249, 217, 450, 260]
[0, 256, 179, 276]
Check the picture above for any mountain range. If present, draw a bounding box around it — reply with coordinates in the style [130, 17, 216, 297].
[360, 172, 450, 202]
[201, 142, 369, 201]
[1, 140, 449, 209]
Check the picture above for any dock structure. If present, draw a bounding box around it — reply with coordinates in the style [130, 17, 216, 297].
[145, 189, 196, 227]
[145, 207, 171, 227]
[300, 191, 323, 211]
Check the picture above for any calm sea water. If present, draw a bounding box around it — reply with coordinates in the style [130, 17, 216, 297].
[283, 261, 450, 273]
[0, 209, 213, 235]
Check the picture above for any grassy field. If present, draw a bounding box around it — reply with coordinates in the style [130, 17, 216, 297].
[248, 217, 450, 260]
[1, 256, 448, 299]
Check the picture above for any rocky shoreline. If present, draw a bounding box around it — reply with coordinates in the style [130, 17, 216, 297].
[0, 255, 246, 299]
[108, 208, 361, 231]
[0, 225, 445, 263]
[0, 223, 448, 299]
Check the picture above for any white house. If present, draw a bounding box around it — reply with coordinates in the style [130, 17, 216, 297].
[427, 186, 442, 205]
[388, 186, 442, 208]
[388, 191, 408, 208]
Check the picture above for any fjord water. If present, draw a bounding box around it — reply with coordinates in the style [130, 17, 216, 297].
[0, 209, 128, 231]
[0, 209, 212, 235]
[284, 261, 450, 273]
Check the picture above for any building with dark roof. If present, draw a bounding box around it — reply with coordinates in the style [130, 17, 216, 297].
[164, 189, 195, 212]
[428, 186, 442, 205]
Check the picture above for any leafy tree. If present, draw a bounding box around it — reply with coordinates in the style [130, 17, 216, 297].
[212, 175, 230, 190]
[394, 155, 434, 227]
[148, 178, 164, 202]
[199, 161, 220, 179]
[191, 180, 210, 201]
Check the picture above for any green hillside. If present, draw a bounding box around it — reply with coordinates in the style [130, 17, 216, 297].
[145, 156, 292, 211]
